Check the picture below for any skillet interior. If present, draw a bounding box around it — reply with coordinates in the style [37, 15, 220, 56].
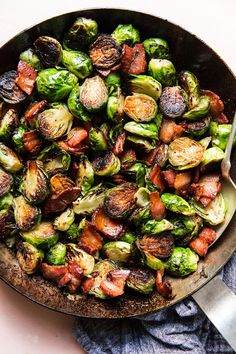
[0, 8, 235, 318]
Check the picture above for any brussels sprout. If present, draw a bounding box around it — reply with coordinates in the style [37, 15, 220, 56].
[0, 208, 16, 239]
[19, 48, 43, 70]
[183, 96, 210, 120]
[169, 215, 203, 239]
[103, 241, 132, 263]
[127, 268, 156, 294]
[73, 184, 106, 215]
[142, 219, 173, 235]
[0, 109, 18, 140]
[36, 68, 78, 102]
[62, 50, 92, 79]
[165, 247, 199, 276]
[135, 165, 149, 188]
[80, 76, 108, 112]
[75, 155, 94, 195]
[201, 147, 225, 171]
[168, 137, 204, 170]
[0, 193, 13, 209]
[135, 187, 150, 207]
[192, 193, 226, 225]
[105, 72, 122, 89]
[89, 127, 108, 152]
[124, 94, 158, 122]
[199, 136, 212, 149]
[0, 143, 23, 173]
[12, 126, 28, 153]
[129, 206, 151, 226]
[106, 87, 125, 122]
[0, 70, 26, 104]
[53, 208, 75, 231]
[0, 167, 13, 197]
[20, 221, 59, 250]
[13, 195, 41, 231]
[34, 36, 62, 67]
[126, 134, 156, 153]
[128, 75, 162, 100]
[46, 242, 66, 265]
[93, 151, 120, 177]
[104, 182, 138, 219]
[137, 234, 174, 260]
[185, 116, 210, 137]
[178, 70, 200, 109]
[17, 242, 44, 274]
[20, 160, 48, 204]
[65, 222, 79, 242]
[67, 84, 91, 122]
[63, 17, 98, 50]
[148, 59, 176, 87]
[161, 193, 194, 215]
[143, 38, 170, 59]
[159, 86, 187, 118]
[120, 231, 136, 244]
[66, 243, 95, 275]
[210, 122, 236, 151]
[38, 143, 71, 175]
[124, 121, 159, 139]
[37, 103, 73, 140]
[112, 24, 140, 46]
[141, 252, 164, 270]
[155, 143, 169, 168]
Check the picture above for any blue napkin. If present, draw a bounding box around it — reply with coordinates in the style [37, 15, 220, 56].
[73, 253, 235, 354]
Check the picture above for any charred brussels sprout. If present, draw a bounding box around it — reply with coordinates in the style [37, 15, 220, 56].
[20, 221, 59, 249]
[129, 207, 151, 226]
[106, 87, 125, 122]
[93, 151, 120, 177]
[37, 103, 73, 140]
[0, 193, 13, 210]
[124, 94, 158, 122]
[0, 167, 13, 197]
[66, 243, 95, 275]
[20, 160, 48, 204]
[0, 143, 23, 173]
[161, 193, 194, 215]
[0, 208, 16, 239]
[183, 95, 210, 120]
[46, 242, 66, 265]
[201, 147, 225, 171]
[143, 38, 170, 59]
[168, 137, 204, 169]
[124, 121, 159, 139]
[178, 70, 200, 109]
[127, 268, 156, 294]
[75, 155, 94, 194]
[126, 134, 156, 153]
[112, 24, 140, 46]
[17, 242, 44, 274]
[12, 126, 28, 153]
[137, 234, 174, 259]
[38, 143, 71, 175]
[120, 231, 136, 244]
[185, 116, 210, 137]
[210, 122, 235, 151]
[89, 127, 108, 152]
[103, 241, 132, 263]
[160, 86, 187, 118]
[36, 68, 78, 102]
[63, 17, 98, 51]
[148, 59, 176, 87]
[193, 193, 226, 225]
[142, 219, 173, 235]
[141, 252, 164, 271]
[0, 70, 26, 104]
[80, 76, 108, 112]
[20, 48, 43, 70]
[0, 109, 18, 140]
[165, 247, 199, 276]
[62, 50, 92, 79]
[73, 184, 106, 215]
[13, 195, 41, 231]
[34, 36, 62, 67]
[104, 182, 138, 219]
[170, 215, 202, 239]
[128, 75, 162, 101]
[53, 208, 75, 231]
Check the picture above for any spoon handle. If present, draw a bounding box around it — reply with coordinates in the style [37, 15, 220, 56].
[221, 111, 236, 178]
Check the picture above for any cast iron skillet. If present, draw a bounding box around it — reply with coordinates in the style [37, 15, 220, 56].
[0, 9, 235, 320]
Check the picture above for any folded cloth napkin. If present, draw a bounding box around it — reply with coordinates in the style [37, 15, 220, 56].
[73, 253, 236, 354]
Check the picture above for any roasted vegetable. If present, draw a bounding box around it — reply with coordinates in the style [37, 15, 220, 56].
[192, 193, 226, 225]
[53, 208, 75, 231]
[183, 95, 210, 120]
[0, 167, 13, 197]
[89, 127, 108, 152]
[0, 143, 23, 173]
[0, 70, 26, 104]
[165, 247, 199, 276]
[135, 187, 150, 207]
[93, 151, 120, 177]
[20, 48, 43, 70]
[92, 207, 124, 239]
[128, 75, 162, 100]
[129, 206, 151, 226]
[112, 24, 140, 46]
[120, 231, 136, 244]
[20, 221, 59, 249]
[0, 109, 18, 140]
[160, 86, 187, 118]
[17, 242, 44, 274]
[141, 251, 164, 271]
[80, 77, 108, 113]
[201, 146, 225, 171]
[124, 121, 159, 139]
[143, 38, 170, 59]
[103, 241, 132, 263]
[126, 134, 156, 153]
[124, 94, 158, 122]
[138, 234, 174, 259]
[161, 193, 194, 215]
[12, 126, 28, 153]
[75, 155, 94, 194]
[13, 195, 41, 231]
[0, 193, 13, 210]
[210, 122, 236, 151]
[0, 208, 16, 239]
[62, 50, 92, 79]
[178, 70, 200, 109]
[142, 219, 173, 235]
[148, 59, 176, 87]
[46, 242, 66, 265]
[170, 215, 202, 239]
[34, 36, 62, 67]
[127, 268, 156, 294]
[73, 184, 107, 215]
[106, 87, 125, 122]
[67, 84, 91, 122]
[38, 143, 71, 175]
[66, 243, 95, 275]
[185, 116, 210, 137]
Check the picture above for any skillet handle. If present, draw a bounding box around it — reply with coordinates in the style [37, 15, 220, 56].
[192, 275, 236, 351]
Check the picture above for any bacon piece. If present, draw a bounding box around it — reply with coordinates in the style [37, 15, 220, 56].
[142, 143, 160, 165]
[67, 261, 84, 294]
[156, 269, 172, 299]
[201, 89, 229, 123]
[110, 174, 127, 185]
[41, 263, 68, 282]
[100, 269, 130, 298]
[191, 174, 221, 207]
[148, 164, 165, 192]
[58, 141, 88, 157]
[162, 169, 176, 188]
[150, 191, 166, 220]
[66, 127, 88, 147]
[189, 227, 217, 257]
[78, 221, 103, 255]
[15, 60, 37, 95]
[92, 208, 124, 240]
[23, 130, 42, 155]
[44, 187, 81, 214]
[113, 131, 126, 155]
[24, 100, 47, 122]
[159, 118, 184, 144]
[174, 171, 192, 192]
[96, 63, 121, 77]
[81, 277, 95, 294]
[121, 44, 147, 75]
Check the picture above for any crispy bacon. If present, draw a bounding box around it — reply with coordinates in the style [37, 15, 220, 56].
[142, 143, 160, 165]
[121, 44, 147, 75]
[113, 131, 126, 155]
[174, 171, 192, 193]
[44, 187, 81, 214]
[15, 60, 37, 95]
[150, 191, 166, 220]
[78, 221, 103, 255]
[110, 174, 127, 185]
[81, 277, 95, 294]
[162, 169, 176, 188]
[100, 269, 130, 298]
[96, 63, 121, 77]
[23, 130, 42, 155]
[156, 269, 172, 299]
[148, 164, 165, 192]
[201, 89, 229, 123]
[189, 227, 217, 257]
[24, 100, 47, 122]
[191, 174, 221, 207]
[159, 118, 184, 144]
[57, 141, 88, 156]
[92, 208, 125, 240]
[65, 127, 88, 147]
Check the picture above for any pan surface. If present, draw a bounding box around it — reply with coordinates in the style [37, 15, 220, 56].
[0, 8, 235, 318]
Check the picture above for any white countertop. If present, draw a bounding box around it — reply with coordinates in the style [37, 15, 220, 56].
[0, 1, 235, 353]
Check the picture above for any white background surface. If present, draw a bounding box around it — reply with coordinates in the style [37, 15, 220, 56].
[0, 1, 235, 353]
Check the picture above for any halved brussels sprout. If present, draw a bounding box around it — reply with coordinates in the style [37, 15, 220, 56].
[142, 219, 173, 235]
[155, 143, 169, 168]
[165, 247, 199, 276]
[93, 151, 120, 177]
[169, 215, 203, 239]
[20, 160, 48, 204]
[178, 70, 200, 109]
[66, 243, 95, 275]
[124, 94, 158, 122]
[0, 167, 13, 197]
[183, 95, 210, 120]
[148, 59, 176, 87]
[37, 103, 73, 140]
[185, 116, 210, 137]
[62, 50, 92, 79]
[73, 184, 107, 215]
[80, 76, 108, 112]
[0, 193, 13, 209]
[124, 121, 159, 139]
[128, 75, 162, 100]
[89, 127, 108, 152]
[201, 147, 225, 171]
[20, 221, 59, 250]
[0, 109, 18, 140]
[38, 143, 71, 175]
[160, 86, 187, 118]
[34, 36, 62, 67]
[67, 84, 91, 122]
[120, 231, 136, 244]
[36, 68, 78, 102]
[199, 136, 212, 149]
[210, 122, 236, 151]
[192, 193, 226, 225]
[75, 155, 94, 195]
[137, 234, 174, 259]
[126, 134, 156, 153]
[161, 193, 194, 215]
[0, 143, 23, 173]
[46, 242, 66, 265]
[143, 38, 170, 59]
[89, 34, 122, 69]
[129, 206, 151, 226]
[103, 241, 132, 263]
[104, 182, 138, 219]
[0, 208, 16, 239]
[63, 17, 98, 51]
[17, 242, 44, 274]
[168, 137, 204, 169]
[12, 126, 28, 153]
[141, 252, 164, 271]
[135, 187, 150, 207]
[65, 222, 79, 242]
[0, 70, 26, 104]
[112, 24, 140, 46]
[20, 48, 43, 70]
[106, 87, 125, 122]
[53, 208, 75, 231]
[127, 268, 156, 294]
[13, 195, 41, 231]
